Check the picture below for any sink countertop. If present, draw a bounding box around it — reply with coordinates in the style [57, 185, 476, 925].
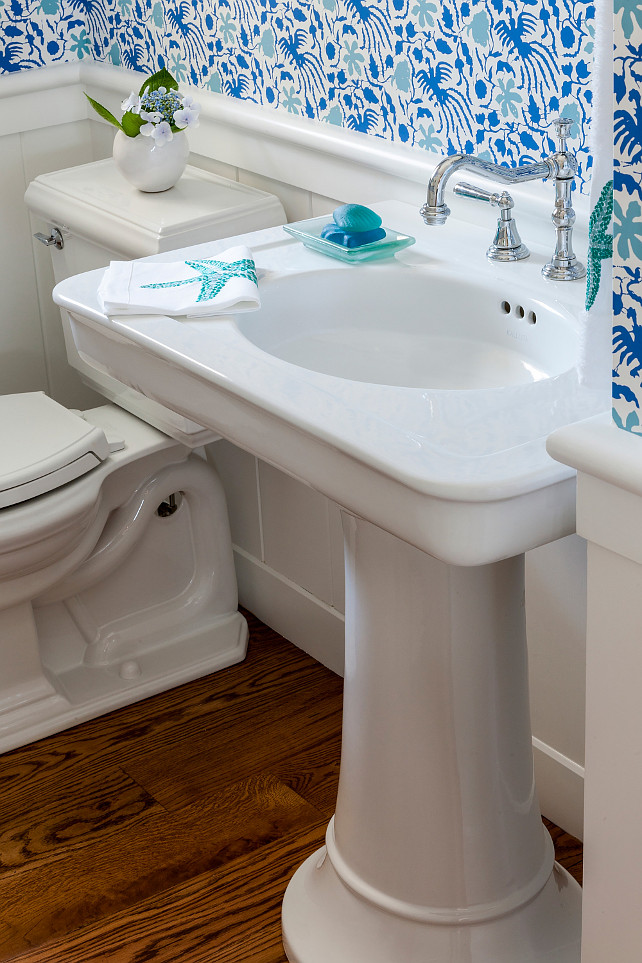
[54, 201, 610, 564]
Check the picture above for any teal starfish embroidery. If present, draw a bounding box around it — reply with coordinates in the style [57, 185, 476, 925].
[585, 180, 613, 311]
[141, 257, 258, 303]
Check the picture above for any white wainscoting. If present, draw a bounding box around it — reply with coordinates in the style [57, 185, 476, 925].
[1, 62, 587, 838]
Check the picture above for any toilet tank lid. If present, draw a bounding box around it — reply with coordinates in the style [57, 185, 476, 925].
[24, 160, 286, 259]
[0, 393, 111, 508]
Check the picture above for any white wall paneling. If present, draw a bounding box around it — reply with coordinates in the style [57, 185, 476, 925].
[0, 132, 49, 395]
[206, 440, 263, 560]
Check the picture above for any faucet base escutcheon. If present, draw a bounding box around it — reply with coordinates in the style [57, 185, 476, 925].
[542, 260, 587, 282]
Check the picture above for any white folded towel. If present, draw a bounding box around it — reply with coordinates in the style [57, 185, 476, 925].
[98, 245, 260, 317]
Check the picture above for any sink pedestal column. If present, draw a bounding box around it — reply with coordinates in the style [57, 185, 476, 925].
[282, 515, 581, 963]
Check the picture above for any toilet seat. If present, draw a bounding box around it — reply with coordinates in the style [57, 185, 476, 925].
[0, 393, 110, 509]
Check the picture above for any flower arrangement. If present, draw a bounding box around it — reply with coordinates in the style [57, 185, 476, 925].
[85, 68, 200, 147]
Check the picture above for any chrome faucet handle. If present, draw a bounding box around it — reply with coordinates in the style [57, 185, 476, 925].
[453, 182, 499, 204]
[453, 182, 529, 262]
[551, 117, 573, 153]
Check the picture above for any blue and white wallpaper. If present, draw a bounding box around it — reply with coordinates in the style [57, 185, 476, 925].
[0, 0, 106, 68]
[613, 2, 642, 433]
[1, 0, 594, 188]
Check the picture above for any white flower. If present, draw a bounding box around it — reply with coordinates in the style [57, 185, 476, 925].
[151, 121, 174, 145]
[121, 91, 141, 113]
[173, 104, 200, 129]
[139, 110, 162, 136]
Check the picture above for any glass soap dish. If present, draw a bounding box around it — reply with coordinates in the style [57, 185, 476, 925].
[283, 215, 416, 263]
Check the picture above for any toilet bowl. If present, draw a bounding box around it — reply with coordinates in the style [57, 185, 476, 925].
[0, 397, 246, 753]
[0, 160, 287, 754]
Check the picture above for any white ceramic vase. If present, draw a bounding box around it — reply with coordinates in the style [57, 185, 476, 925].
[112, 129, 189, 192]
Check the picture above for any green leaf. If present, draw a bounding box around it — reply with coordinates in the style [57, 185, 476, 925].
[84, 93, 123, 131]
[121, 110, 145, 137]
[139, 68, 178, 97]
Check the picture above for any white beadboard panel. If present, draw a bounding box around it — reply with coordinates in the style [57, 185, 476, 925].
[205, 440, 263, 559]
[20, 119, 95, 185]
[258, 462, 334, 604]
[88, 117, 118, 160]
[534, 741, 585, 842]
[329, 502, 346, 615]
[237, 168, 311, 224]
[526, 534, 587, 768]
[234, 548, 345, 676]
[310, 193, 344, 218]
[188, 151, 239, 185]
[0, 133, 48, 395]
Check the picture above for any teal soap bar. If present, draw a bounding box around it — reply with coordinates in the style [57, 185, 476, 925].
[321, 204, 385, 247]
[332, 204, 383, 232]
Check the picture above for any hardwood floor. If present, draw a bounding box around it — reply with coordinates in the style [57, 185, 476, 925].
[0, 610, 582, 962]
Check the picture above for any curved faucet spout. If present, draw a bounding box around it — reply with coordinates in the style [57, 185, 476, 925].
[420, 154, 555, 225]
[419, 119, 585, 281]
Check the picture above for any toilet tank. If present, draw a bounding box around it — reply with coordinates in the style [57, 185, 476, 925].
[24, 160, 286, 445]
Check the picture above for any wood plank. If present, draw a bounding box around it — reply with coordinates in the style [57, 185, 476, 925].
[0, 765, 161, 877]
[0, 775, 319, 957]
[120, 690, 343, 811]
[3, 823, 326, 963]
[271, 738, 342, 818]
[544, 817, 583, 886]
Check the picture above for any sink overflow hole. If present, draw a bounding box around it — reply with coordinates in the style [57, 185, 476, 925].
[499, 301, 536, 325]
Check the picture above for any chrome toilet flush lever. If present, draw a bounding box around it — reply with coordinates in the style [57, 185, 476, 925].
[420, 116, 586, 281]
[453, 182, 529, 262]
[34, 227, 64, 250]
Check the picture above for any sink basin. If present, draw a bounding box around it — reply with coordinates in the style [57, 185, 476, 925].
[236, 265, 578, 389]
[54, 199, 606, 566]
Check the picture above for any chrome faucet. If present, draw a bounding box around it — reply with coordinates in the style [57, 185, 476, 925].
[420, 118, 586, 281]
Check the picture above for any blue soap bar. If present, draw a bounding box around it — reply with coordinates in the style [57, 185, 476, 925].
[332, 204, 383, 232]
[320, 224, 387, 247]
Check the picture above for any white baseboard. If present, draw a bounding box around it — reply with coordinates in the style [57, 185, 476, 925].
[233, 547, 345, 676]
[534, 740, 584, 841]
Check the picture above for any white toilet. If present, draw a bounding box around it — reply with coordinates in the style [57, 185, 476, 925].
[0, 161, 285, 754]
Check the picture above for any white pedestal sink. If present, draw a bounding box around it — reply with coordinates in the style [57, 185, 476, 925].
[53, 201, 608, 961]
[283, 518, 581, 962]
